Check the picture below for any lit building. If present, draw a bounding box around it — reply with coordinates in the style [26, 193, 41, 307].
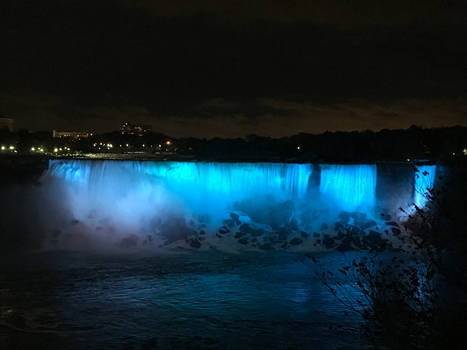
[121, 122, 152, 136]
[0, 117, 14, 132]
[53, 130, 93, 139]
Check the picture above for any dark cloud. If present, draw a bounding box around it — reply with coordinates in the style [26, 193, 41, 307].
[1, 0, 466, 136]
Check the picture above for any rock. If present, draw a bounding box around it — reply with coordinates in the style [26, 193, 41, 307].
[281, 242, 288, 249]
[199, 230, 206, 235]
[362, 230, 390, 251]
[277, 229, 289, 241]
[289, 238, 303, 246]
[386, 221, 399, 227]
[337, 237, 354, 251]
[391, 227, 401, 236]
[230, 212, 240, 225]
[189, 238, 201, 248]
[313, 232, 321, 238]
[219, 226, 230, 234]
[224, 220, 235, 228]
[238, 238, 249, 245]
[234, 231, 247, 239]
[300, 231, 309, 238]
[322, 235, 336, 249]
[71, 219, 80, 225]
[320, 223, 329, 231]
[239, 224, 264, 237]
[216, 233, 222, 238]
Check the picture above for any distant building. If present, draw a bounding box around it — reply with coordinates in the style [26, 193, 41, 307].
[0, 117, 14, 132]
[53, 130, 93, 139]
[121, 122, 152, 136]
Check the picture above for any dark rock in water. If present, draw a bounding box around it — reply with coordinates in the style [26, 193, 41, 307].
[219, 226, 230, 234]
[199, 236, 205, 241]
[322, 235, 336, 249]
[71, 219, 80, 225]
[160, 217, 194, 244]
[313, 232, 321, 238]
[337, 234, 362, 251]
[238, 238, 249, 245]
[234, 231, 247, 239]
[277, 229, 289, 241]
[386, 221, 399, 227]
[300, 231, 309, 238]
[363, 231, 389, 251]
[289, 238, 303, 246]
[336, 231, 345, 239]
[239, 224, 264, 237]
[258, 243, 274, 251]
[216, 233, 223, 239]
[391, 227, 401, 236]
[199, 230, 206, 235]
[362, 230, 390, 252]
[230, 212, 240, 225]
[281, 242, 288, 249]
[321, 223, 329, 231]
[251, 237, 257, 242]
[189, 238, 201, 248]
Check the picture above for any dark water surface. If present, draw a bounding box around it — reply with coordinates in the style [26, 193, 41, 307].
[0, 251, 364, 350]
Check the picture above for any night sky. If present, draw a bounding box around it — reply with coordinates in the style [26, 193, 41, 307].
[1, 0, 466, 137]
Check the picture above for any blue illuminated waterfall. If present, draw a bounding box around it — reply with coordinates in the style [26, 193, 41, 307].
[44, 160, 436, 240]
[414, 165, 436, 208]
[319, 164, 377, 212]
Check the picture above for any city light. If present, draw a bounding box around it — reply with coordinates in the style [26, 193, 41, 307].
[54, 148, 59, 153]
[31, 147, 36, 151]
[1, 146, 5, 150]
[166, 140, 172, 146]
[9, 145, 15, 150]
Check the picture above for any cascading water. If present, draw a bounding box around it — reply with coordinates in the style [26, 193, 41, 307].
[414, 165, 436, 208]
[319, 164, 377, 212]
[41, 160, 436, 250]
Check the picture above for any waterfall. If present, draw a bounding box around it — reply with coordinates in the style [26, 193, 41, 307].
[46, 160, 314, 229]
[319, 164, 377, 212]
[44, 160, 389, 237]
[414, 165, 436, 208]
